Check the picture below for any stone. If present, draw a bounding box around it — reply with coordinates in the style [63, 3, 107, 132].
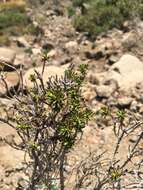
[0, 165, 5, 182]
[13, 54, 25, 68]
[105, 54, 143, 91]
[87, 72, 100, 85]
[85, 49, 104, 60]
[23, 65, 68, 88]
[85, 42, 113, 60]
[59, 56, 72, 65]
[108, 55, 119, 65]
[47, 49, 58, 58]
[139, 106, 143, 114]
[139, 94, 143, 103]
[42, 41, 54, 51]
[122, 32, 138, 50]
[0, 97, 15, 118]
[18, 55, 33, 70]
[122, 21, 130, 32]
[0, 48, 16, 65]
[95, 84, 116, 99]
[0, 71, 19, 96]
[117, 97, 133, 108]
[65, 41, 78, 53]
[32, 21, 39, 28]
[0, 146, 25, 190]
[46, 10, 55, 17]
[17, 177, 29, 190]
[130, 100, 138, 112]
[82, 85, 96, 101]
[65, 41, 78, 49]
[16, 37, 30, 48]
[107, 97, 117, 107]
[32, 48, 41, 55]
[95, 79, 118, 99]
[0, 97, 14, 106]
[0, 123, 25, 169]
[137, 20, 143, 29]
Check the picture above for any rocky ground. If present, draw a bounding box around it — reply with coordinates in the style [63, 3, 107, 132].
[0, 1, 143, 189]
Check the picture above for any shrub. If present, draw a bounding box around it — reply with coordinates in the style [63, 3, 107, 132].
[0, 62, 93, 189]
[0, 61, 143, 189]
[70, 0, 143, 38]
[0, 9, 30, 30]
[73, 107, 143, 189]
[0, 0, 38, 41]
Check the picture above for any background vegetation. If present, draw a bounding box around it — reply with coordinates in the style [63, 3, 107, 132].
[0, 0, 37, 46]
[69, 0, 143, 38]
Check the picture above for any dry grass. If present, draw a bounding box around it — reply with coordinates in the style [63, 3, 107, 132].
[0, 0, 26, 11]
[0, 35, 10, 46]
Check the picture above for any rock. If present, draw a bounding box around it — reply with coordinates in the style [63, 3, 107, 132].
[107, 97, 117, 107]
[65, 41, 78, 53]
[0, 71, 19, 96]
[87, 72, 100, 85]
[0, 98, 15, 118]
[117, 97, 133, 108]
[122, 21, 130, 32]
[13, 54, 25, 68]
[32, 48, 41, 55]
[137, 20, 143, 29]
[130, 100, 138, 112]
[0, 165, 5, 182]
[81, 39, 92, 46]
[46, 10, 55, 17]
[82, 85, 96, 101]
[47, 49, 58, 58]
[65, 41, 78, 49]
[105, 54, 143, 91]
[122, 32, 138, 50]
[42, 41, 54, 51]
[85, 42, 114, 60]
[16, 55, 33, 70]
[17, 177, 29, 190]
[95, 84, 116, 99]
[59, 56, 72, 65]
[108, 55, 119, 65]
[32, 21, 39, 28]
[0, 48, 16, 66]
[85, 49, 104, 60]
[0, 146, 25, 188]
[16, 37, 30, 48]
[0, 123, 25, 168]
[0, 97, 14, 106]
[139, 106, 143, 114]
[23, 65, 68, 88]
[139, 94, 143, 103]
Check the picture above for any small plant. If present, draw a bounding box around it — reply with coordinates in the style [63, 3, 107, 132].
[0, 63, 92, 190]
[74, 108, 143, 189]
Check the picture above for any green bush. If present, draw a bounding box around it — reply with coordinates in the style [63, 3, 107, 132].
[71, 0, 143, 38]
[0, 9, 30, 30]
[0, 59, 143, 189]
[0, 4, 39, 43]
[1, 62, 92, 189]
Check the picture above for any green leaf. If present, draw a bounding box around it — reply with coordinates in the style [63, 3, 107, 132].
[16, 124, 31, 130]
